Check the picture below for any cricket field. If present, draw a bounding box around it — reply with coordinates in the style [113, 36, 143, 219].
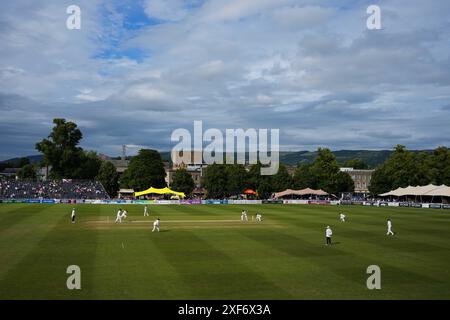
[0, 203, 449, 299]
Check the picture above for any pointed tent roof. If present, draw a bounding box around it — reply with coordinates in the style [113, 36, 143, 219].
[379, 184, 450, 197]
[274, 188, 328, 198]
[423, 184, 450, 197]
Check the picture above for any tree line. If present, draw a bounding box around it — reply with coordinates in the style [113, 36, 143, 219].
[21, 119, 356, 199]
[369, 145, 450, 195]
[25, 118, 450, 199]
[202, 148, 354, 198]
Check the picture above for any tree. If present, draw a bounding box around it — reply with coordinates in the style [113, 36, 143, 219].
[342, 158, 369, 169]
[17, 164, 37, 180]
[203, 164, 228, 198]
[225, 164, 248, 196]
[96, 161, 119, 198]
[74, 151, 102, 179]
[310, 148, 340, 193]
[426, 146, 450, 185]
[368, 165, 390, 195]
[35, 118, 83, 178]
[120, 149, 166, 191]
[292, 148, 355, 194]
[248, 162, 273, 199]
[171, 168, 195, 196]
[272, 163, 292, 192]
[369, 145, 430, 194]
[333, 171, 355, 193]
[292, 163, 316, 189]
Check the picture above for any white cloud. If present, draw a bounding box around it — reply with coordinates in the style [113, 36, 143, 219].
[271, 5, 335, 29]
[1, 0, 450, 158]
[125, 85, 168, 101]
[144, 0, 189, 21]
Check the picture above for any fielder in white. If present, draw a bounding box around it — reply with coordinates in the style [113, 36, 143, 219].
[326, 226, 333, 245]
[115, 209, 123, 223]
[387, 219, 394, 235]
[71, 208, 76, 224]
[152, 218, 160, 232]
[339, 213, 346, 222]
[144, 205, 149, 216]
[256, 213, 262, 222]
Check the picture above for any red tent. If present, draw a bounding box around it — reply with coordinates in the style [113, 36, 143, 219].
[243, 189, 257, 195]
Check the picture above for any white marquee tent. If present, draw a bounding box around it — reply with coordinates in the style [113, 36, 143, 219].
[379, 184, 450, 197]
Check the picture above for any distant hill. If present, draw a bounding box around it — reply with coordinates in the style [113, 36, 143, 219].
[2, 149, 433, 169]
[279, 150, 394, 168]
[0, 155, 43, 166]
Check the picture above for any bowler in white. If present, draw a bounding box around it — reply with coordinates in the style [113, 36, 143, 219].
[115, 209, 123, 223]
[387, 219, 394, 235]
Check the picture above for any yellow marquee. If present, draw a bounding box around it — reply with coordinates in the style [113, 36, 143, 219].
[134, 186, 185, 198]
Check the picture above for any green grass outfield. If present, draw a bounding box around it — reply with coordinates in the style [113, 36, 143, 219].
[0, 203, 449, 300]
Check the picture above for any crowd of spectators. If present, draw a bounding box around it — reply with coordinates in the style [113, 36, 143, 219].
[0, 179, 109, 199]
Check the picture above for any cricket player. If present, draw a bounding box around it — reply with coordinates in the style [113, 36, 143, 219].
[152, 218, 160, 232]
[144, 205, 149, 216]
[256, 213, 262, 222]
[241, 210, 248, 222]
[71, 208, 76, 224]
[387, 219, 394, 235]
[121, 210, 128, 220]
[115, 209, 123, 223]
[326, 226, 333, 245]
[339, 213, 346, 222]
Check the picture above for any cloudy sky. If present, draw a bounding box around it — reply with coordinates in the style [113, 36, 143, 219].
[1, 0, 449, 160]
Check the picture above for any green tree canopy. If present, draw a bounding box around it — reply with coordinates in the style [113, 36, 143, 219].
[272, 163, 292, 192]
[203, 164, 228, 198]
[225, 164, 248, 196]
[333, 171, 355, 193]
[426, 146, 450, 185]
[292, 148, 355, 194]
[369, 145, 430, 194]
[35, 118, 84, 179]
[17, 164, 37, 180]
[342, 158, 369, 169]
[310, 148, 341, 193]
[74, 151, 102, 179]
[120, 149, 166, 191]
[292, 163, 316, 189]
[171, 168, 195, 196]
[247, 162, 274, 199]
[96, 161, 119, 198]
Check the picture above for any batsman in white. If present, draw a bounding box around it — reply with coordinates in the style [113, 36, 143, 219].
[387, 219, 394, 235]
[144, 205, 149, 216]
[71, 208, 76, 224]
[152, 218, 160, 232]
[339, 213, 346, 222]
[256, 213, 262, 222]
[241, 210, 248, 222]
[115, 208, 123, 223]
